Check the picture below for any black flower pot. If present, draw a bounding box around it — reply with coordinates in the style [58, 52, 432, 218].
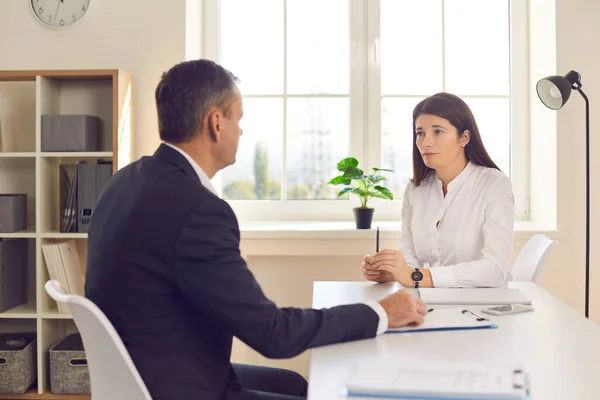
[353, 207, 374, 229]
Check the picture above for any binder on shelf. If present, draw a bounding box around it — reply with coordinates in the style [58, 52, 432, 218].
[59, 160, 113, 233]
[0, 239, 28, 313]
[76, 163, 96, 233]
[77, 160, 113, 233]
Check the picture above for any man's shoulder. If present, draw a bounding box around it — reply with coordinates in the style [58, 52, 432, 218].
[109, 155, 232, 215]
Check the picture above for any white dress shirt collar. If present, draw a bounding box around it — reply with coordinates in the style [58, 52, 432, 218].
[162, 142, 219, 197]
[431, 160, 476, 194]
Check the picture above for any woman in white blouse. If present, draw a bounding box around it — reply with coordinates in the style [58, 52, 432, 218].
[363, 92, 514, 288]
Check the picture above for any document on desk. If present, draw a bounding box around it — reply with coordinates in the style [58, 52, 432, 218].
[343, 357, 529, 399]
[418, 288, 532, 305]
[387, 307, 496, 333]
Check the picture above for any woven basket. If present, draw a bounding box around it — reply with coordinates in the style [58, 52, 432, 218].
[49, 333, 90, 394]
[0, 333, 37, 394]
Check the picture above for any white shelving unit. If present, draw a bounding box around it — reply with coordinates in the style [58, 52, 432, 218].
[0, 69, 133, 399]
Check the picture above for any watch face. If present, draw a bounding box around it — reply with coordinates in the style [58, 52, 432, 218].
[31, 0, 91, 29]
[411, 269, 423, 281]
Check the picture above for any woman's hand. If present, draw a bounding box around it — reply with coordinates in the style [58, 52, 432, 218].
[362, 255, 394, 283]
[368, 249, 414, 287]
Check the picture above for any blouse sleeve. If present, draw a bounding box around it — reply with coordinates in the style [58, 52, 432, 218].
[399, 182, 424, 270]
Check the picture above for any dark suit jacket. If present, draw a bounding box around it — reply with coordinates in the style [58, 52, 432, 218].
[85, 144, 380, 400]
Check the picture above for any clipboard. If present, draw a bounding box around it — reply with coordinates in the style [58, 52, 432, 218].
[387, 307, 497, 334]
[343, 357, 530, 399]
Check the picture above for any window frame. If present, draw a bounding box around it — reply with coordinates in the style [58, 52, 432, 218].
[201, 0, 530, 222]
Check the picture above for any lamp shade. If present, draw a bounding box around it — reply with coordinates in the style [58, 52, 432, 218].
[536, 70, 581, 110]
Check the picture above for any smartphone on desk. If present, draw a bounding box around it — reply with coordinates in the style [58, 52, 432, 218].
[481, 304, 534, 316]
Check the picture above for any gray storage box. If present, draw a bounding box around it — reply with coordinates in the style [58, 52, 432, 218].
[41, 114, 100, 152]
[0, 194, 27, 233]
[0, 238, 28, 313]
[0, 333, 37, 394]
[49, 333, 90, 395]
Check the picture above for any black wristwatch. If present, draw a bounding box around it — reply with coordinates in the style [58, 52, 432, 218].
[411, 268, 423, 289]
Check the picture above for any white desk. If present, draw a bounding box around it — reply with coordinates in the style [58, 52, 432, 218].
[309, 281, 600, 400]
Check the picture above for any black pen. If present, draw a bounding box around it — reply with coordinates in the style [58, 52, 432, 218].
[376, 226, 379, 253]
[428, 308, 434, 313]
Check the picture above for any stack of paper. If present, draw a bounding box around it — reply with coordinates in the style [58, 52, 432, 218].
[41, 240, 85, 313]
[418, 288, 532, 305]
[344, 357, 529, 399]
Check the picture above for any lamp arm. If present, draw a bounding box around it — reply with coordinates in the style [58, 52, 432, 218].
[576, 88, 590, 318]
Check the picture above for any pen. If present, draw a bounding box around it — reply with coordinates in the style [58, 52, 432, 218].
[428, 308, 434, 313]
[376, 226, 379, 253]
[462, 309, 488, 321]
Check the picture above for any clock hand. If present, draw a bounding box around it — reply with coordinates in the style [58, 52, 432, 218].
[53, 0, 61, 21]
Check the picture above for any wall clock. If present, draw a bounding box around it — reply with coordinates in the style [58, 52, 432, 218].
[31, 0, 91, 29]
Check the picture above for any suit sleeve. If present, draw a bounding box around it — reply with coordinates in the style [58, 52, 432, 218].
[171, 201, 379, 359]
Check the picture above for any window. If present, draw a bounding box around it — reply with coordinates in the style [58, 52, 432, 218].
[202, 0, 529, 221]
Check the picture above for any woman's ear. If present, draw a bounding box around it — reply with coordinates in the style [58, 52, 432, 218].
[460, 129, 471, 148]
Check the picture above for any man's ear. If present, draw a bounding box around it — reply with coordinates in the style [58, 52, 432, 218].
[206, 107, 222, 142]
[461, 129, 471, 147]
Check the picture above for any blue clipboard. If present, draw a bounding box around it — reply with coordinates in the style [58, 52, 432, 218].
[385, 307, 497, 334]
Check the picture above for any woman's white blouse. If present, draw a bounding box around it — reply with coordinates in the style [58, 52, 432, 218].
[400, 162, 514, 288]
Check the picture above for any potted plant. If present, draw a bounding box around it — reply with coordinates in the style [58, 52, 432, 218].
[328, 157, 394, 229]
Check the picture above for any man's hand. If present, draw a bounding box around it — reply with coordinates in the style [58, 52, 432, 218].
[378, 290, 428, 328]
[362, 255, 394, 283]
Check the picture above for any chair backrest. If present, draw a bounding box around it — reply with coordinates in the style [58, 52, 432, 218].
[509, 234, 558, 282]
[45, 280, 152, 400]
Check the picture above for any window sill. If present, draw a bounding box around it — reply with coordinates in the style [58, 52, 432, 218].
[238, 220, 568, 257]
[240, 221, 569, 257]
[239, 220, 568, 240]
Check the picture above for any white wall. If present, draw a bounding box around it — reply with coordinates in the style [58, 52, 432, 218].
[0, 0, 186, 158]
[1, 0, 599, 378]
[553, 0, 600, 323]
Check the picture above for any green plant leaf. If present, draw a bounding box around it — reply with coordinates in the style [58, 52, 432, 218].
[370, 189, 394, 200]
[366, 174, 387, 184]
[337, 157, 359, 171]
[374, 185, 394, 200]
[343, 167, 364, 178]
[372, 167, 395, 173]
[337, 187, 353, 197]
[328, 175, 352, 185]
[357, 179, 369, 190]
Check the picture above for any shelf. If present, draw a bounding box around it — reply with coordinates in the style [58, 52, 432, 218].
[41, 312, 72, 320]
[40, 232, 87, 239]
[0, 68, 133, 397]
[40, 152, 113, 158]
[41, 304, 72, 319]
[0, 302, 36, 319]
[0, 389, 90, 399]
[0, 228, 37, 238]
[0, 152, 36, 158]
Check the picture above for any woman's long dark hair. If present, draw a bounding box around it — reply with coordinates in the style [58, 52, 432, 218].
[411, 92, 499, 186]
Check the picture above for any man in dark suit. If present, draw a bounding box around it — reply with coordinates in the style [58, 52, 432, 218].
[85, 59, 428, 400]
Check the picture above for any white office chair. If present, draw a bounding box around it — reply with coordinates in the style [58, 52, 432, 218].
[45, 280, 152, 400]
[509, 234, 558, 282]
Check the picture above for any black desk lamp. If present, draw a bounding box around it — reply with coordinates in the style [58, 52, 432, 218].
[536, 70, 590, 318]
